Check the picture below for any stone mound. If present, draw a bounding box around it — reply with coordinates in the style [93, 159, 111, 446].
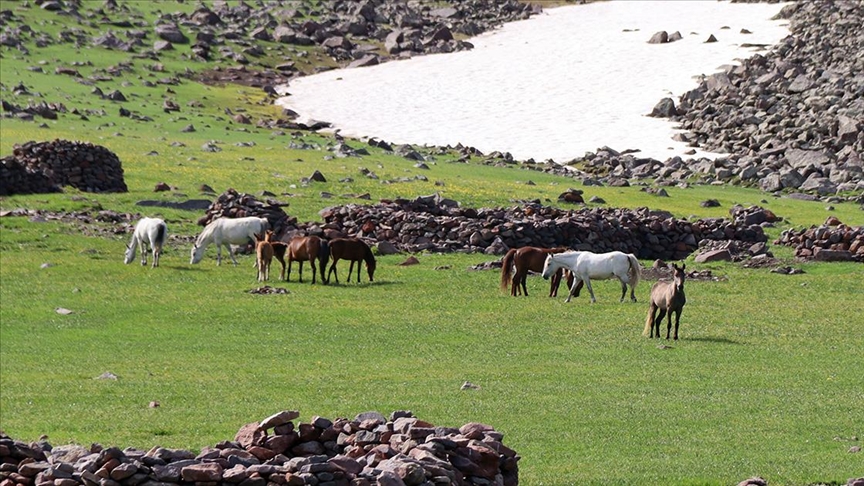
[0, 139, 127, 195]
[0, 410, 518, 486]
[774, 218, 863, 262]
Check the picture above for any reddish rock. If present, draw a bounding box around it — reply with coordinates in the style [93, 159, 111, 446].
[234, 422, 266, 449]
[694, 249, 732, 263]
[180, 463, 222, 482]
[259, 410, 299, 431]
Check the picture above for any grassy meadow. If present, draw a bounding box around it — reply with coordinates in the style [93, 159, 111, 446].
[2, 1, 864, 485]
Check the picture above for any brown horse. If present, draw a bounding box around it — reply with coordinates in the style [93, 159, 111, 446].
[500, 246, 581, 297]
[644, 263, 686, 340]
[254, 231, 275, 282]
[327, 238, 376, 284]
[280, 235, 329, 284]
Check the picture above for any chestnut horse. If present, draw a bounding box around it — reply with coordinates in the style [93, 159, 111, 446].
[327, 238, 376, 284]
[644, 263, 687, 340]
[500, 246, 580, 297]
[278, 235, 329, 284]
[253, 231, 275, 282]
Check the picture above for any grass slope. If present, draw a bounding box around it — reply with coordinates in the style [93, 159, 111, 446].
[1, 2, 863, 485]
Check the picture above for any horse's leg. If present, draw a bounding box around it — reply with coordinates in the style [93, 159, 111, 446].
[310, 257, 317, 284]
[347, 261, 355, 283]
[655, 308, 667, 339]
[584, 277, 597, 303]
[355, 260, 361, 283]
[565, 277, 581, 303]
[520, 270, 528, 296]
[276, 255, 286, 280]
[665, 309, 673, 340]
[298, 260, 304, 282]
[648, 304, 658, 338]
[328, 259, 339, 284]
[673, 308, 682, 340]
[228, 244, 239, 266]
[619, 280, 627, 303]
[140, 240, 148, 266]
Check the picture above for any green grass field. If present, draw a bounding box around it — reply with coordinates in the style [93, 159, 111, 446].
[2, 2, 863, 485]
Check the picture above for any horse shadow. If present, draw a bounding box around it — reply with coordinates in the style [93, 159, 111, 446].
[683, 336, 742, 345]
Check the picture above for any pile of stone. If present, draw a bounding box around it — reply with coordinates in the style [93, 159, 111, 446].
[180, 0, 538, 67]
[649, 0, 863, 194]
[0, 410, 518, 486]
[197, 189, 296, 237]
[319, 194, 767, 260]
[774, 217, 863, 262]
[0, 140, 127, 195]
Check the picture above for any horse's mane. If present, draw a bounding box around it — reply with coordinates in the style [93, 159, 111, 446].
[195, 218, 219, 244]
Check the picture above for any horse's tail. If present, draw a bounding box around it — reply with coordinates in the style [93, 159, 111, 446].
[627, 253, 641, 290]
[155, 221, 167, 250]
[318, 239, 330, 278]
[644, 301, 656, 337]
[500, 248, 516, 291]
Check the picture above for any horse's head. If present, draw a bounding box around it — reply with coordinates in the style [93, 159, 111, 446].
[541, 254, 556, 280]
[671, 263, 686, 291]
[367, 259, 376, 282]
[190, 243, 203, 264]
[123, 244, 134, 264]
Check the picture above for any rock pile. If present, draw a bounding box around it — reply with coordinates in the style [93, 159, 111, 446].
[0, 410, 518, 486]
[651, 1, 863, 194]
[319, 194, 767, 260]
[774, 217, 863, 262]
[197, 189, 295, 237]
[0, 140, 127, 195]
[180, 0, 538, 67]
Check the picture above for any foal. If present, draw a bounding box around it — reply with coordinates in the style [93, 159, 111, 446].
[644, 263, 687, 340]
[254, 231, 275, 282]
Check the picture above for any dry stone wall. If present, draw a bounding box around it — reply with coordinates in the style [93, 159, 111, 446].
[0, 410, 518, 486]
[318, 194, 768, 260]
[0, 140, 127, 195]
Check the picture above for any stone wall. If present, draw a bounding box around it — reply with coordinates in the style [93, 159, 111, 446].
[317, 194, 768, 260]
[0, 140, 127, 195]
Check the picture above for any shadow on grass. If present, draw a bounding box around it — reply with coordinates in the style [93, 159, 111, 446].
[324, 280, 398, 287]
[685, 336, 742, 345]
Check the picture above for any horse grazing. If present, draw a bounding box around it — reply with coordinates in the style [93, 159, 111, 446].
[124, 217, 168, 268]
[500, 246, 578, 297]
[285, 235, 329, 284]
[254, 231, 275, 282]
[327, 238, 376, 284]
[644, 263, 687, 340]
[541, 250, 641, 303]
[190, 216, 269, 266]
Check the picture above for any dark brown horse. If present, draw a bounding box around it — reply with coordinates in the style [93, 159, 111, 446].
[276, 235, 329, 284]
[644, 263, 686, 340]
[327, 238, 376, 284]
[500, 246, 580, 297]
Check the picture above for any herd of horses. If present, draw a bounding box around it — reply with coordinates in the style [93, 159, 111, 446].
[124, 217, 686, 339]
[124, 216, 376, 285]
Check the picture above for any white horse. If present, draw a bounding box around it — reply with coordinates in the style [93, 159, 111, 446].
[541, 250, 641, 303]
[190, 216, 269, 266]
[124, 217, 168, 268]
